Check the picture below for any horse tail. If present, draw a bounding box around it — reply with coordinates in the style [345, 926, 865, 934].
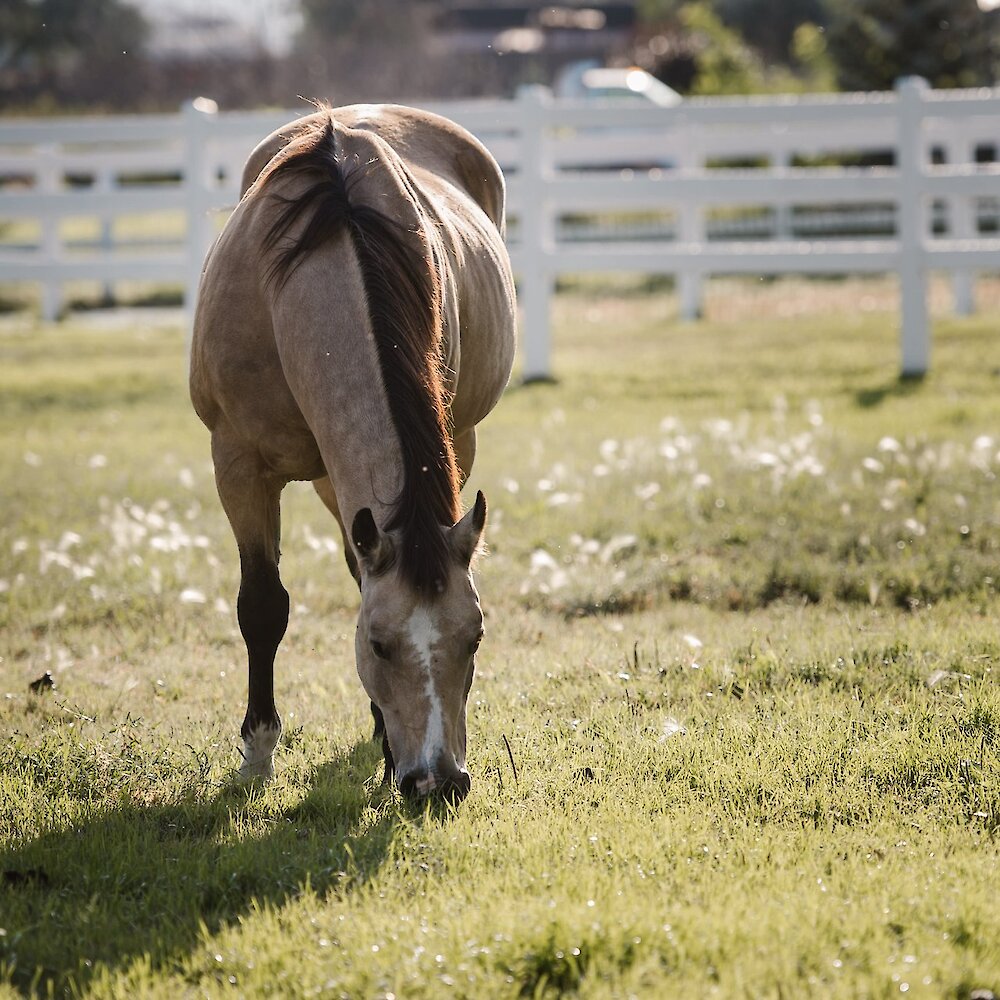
[256, 114, 461, 595]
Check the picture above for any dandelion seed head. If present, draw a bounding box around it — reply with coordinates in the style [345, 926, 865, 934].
[660, 717, 687, 741]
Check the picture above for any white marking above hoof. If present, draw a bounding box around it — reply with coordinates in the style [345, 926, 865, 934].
[238, 723, 281, 781]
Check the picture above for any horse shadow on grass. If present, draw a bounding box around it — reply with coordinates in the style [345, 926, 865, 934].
[0, 738, 415, 997]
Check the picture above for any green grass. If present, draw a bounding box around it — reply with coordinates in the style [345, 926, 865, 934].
[1, 278, 999, 998]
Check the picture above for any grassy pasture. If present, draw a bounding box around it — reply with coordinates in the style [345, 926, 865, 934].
[1, 277, 999, 998]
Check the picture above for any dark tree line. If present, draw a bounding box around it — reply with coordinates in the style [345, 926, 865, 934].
[824, 0, 997, 91]
[0, 0, 148, 111]
[0, 0, 996, 113]
[636, 0, 998, 93]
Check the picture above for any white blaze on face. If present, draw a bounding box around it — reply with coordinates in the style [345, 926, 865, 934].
[407, 604, 444, 769]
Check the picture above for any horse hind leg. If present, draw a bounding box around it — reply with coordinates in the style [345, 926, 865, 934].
[216, 440, 289, 780]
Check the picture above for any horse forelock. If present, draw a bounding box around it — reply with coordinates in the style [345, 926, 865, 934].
[258, 114, 461, 596]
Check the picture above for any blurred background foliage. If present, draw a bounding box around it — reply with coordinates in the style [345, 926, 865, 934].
[0, 0, 997, 113]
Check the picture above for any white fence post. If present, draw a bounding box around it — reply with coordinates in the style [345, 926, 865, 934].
[96, 166, 115, 305]
[516, 86, 556, 382]
[773, 150, 794, 240]
[183, 98, 219, 325]
[38, 143, 62, 321]
[675, 124, 703, 320]
[896, 76, 931, 377]
[676, 204, 703, 321]
[948, 137, 977, 316]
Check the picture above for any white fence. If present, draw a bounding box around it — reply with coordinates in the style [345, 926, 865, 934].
[2, 78, 1000, 379]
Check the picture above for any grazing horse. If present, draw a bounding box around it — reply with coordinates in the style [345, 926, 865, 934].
[189, 105, 516, 802]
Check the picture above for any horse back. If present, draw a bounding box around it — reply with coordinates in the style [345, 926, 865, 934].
[196, 106, 514, 476]
[240, 105, 506, 233]
[241, 105, 515, 430]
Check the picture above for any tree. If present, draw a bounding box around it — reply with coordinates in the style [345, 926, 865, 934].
[295, 0, 441, 101]
[0, 0, 148, 111]
[823, 0, 998, 91]
[634, 0, 826, 94]
[711, 0, 827, 63]
[679, 2, 764, 94]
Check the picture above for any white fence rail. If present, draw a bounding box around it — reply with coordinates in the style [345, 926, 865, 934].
[2, 79, 999, 378]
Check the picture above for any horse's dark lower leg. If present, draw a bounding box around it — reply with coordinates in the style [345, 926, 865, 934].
[237, 548, 289, 779]
[212, 439, 287, 779]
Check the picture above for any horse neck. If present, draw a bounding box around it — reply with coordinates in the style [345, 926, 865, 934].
[269, 238, 406, 526]
[257, 124, 460, 573]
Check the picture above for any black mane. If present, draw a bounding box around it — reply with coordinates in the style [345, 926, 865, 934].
[259, 115, 460, 594]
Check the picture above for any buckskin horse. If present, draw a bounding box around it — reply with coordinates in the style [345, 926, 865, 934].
[189, 104, 516, 802]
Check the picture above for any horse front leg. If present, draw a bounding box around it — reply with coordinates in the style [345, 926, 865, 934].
[312, 474, 394, 781]
[236, 545, 288, 779]
[216, 440, 289, 780]
[454, 428, 477, 486]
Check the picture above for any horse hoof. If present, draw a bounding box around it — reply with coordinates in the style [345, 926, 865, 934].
[237, 757, 275, 782]
[238, 723, 280, 781]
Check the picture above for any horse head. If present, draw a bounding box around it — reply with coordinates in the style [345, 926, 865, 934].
[351, 492, 487, 804]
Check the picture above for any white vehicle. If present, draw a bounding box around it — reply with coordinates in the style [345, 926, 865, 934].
[548, 62, 681, 176]
[554, 62, 683, 107]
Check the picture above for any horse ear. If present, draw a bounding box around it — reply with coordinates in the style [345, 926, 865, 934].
[451, 490, 487, 565]
[351, 507, 380, 560]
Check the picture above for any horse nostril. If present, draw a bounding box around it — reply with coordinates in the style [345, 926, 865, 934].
[440, 770, 472, 804]
[399, 770, 435, 799]
[398, 768, 471, 803]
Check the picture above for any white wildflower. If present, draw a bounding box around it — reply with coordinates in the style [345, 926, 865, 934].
[600, 534, 637, 563]
[660, 718, 687, 741]
[57, 531, 82, 551]
[547, 492, 581, 507]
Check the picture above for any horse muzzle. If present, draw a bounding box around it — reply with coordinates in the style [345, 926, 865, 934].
[398, 764, 471, 804]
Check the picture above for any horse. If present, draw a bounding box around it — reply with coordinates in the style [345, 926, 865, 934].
[189, 104, 516, 803]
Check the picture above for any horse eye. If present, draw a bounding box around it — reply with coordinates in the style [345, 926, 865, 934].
[469, 631, 484, 655]
[371, 639, 390, 660]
